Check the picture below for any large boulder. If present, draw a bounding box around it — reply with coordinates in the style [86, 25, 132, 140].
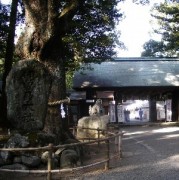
[59, 149, 79, 168]
[0, 151, 13, 165]
[21, 154, 41, 167]
[0, 133, 29, 166]
[5, 133, 29, 148]
[6, 59, 51, 132]
[0, 163, 28, 170]
[76, 115, 109, 139]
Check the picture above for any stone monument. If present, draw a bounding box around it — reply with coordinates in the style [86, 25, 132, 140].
[6, 59, 51, 132]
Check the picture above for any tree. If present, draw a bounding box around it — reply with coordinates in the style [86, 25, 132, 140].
[16, 0, 123, 67]
[12, 0, 123, 135]
[141, 39, 166, 57]
[0, 2, 10, 79]
[0, 0, 152, 134]
[142, 1, 179, 57]
[132, 0, 149, 5]
[0, 0, 18, 126]
[2, 0, 18, 91]
[0, 1, 24, 78]
[15, 0, 124, 85]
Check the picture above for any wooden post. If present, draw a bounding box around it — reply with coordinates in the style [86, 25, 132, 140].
[47, 143, 53, 180]
[97, 128, 100, 148]
[73, 126, 76, 136]
[115, 135, 118, 153]
[118, 134, 122, 158]
[105, 139, 110, 170]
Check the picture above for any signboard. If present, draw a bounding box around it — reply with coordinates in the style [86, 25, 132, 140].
[117, 104, 124, 122]
[109, 101, 116, 123]
[157, 101, 165, 120]
[166, 100, 172, 121]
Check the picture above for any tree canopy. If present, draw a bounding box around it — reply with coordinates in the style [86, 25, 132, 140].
[11, 0, 125, 91]
[0, 1, 24, 80]
[16, 0, 124, 68]
[141, 39, 166, 57]
[0, 3, 10, 79]
[142, 1, 179, 57]
[0, 0, 153, 129]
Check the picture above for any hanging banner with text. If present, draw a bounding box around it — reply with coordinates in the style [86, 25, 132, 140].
[109, 101, 116, 123]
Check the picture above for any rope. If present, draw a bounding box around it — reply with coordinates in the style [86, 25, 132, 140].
[48, 97, 70, 106]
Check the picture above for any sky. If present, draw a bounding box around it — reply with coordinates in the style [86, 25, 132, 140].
[1, 0, 163, 57]
[116, 0, 163, 57]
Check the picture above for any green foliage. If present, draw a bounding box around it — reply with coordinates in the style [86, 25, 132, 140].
[142, 1, 179, 57]
[141, 39, 166, 57]
[66, 70, 74, 90]
[0, 3, 10, 79]
[60, 0, 124, 89]
[0, 0, 124, 89]
[132, 0, 150, 5]
[0, 1, 24, 80]
[62, 0, 123, 71]
[0, 3, 10, 45]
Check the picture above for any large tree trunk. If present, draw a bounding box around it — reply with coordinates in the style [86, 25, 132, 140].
[16, 0, 79, 61]
[15, 0, 78, 138]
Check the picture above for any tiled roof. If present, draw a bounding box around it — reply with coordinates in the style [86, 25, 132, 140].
[73, 59, 179, 89]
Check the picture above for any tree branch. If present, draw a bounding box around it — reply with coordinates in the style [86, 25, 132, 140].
[59, 0, 79, 19]
[58, 0, 83, 34]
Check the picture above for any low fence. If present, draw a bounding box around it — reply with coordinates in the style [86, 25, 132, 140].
[0, 126, 123, 180]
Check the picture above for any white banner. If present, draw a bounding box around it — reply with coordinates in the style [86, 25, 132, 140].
[109, 101, 116, 123]
[117, 104, 124, 122]
[166, 100, 172, 121]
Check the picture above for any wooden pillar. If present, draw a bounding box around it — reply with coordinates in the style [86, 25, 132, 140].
[114, 100, 118, 123]
[47, 143, 53, 180]
[149, 97, 157, 122]
[114, 92, 122, 123]
[105, 139, 110, 170]
[172, 91, 179, 121]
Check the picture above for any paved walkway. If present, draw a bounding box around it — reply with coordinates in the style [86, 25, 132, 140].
[83, 123, 179, 180]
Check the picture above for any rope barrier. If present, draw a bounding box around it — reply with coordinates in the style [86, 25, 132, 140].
[0, 131, 123, 151]
[0, 160, 108, 174]
[0, 127, 123, 179]
[48, 97, 70, 106]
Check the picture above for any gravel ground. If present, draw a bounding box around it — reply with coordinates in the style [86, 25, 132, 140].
[81, 124, 179, 180]
[1, 124, 179, 180]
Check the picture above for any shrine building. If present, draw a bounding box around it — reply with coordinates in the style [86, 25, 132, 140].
[68, 57, 179, 125]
